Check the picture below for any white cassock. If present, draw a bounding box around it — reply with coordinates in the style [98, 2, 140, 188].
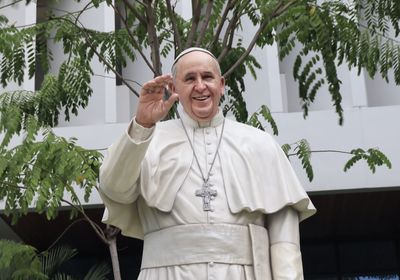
[100, 109, 316, 280]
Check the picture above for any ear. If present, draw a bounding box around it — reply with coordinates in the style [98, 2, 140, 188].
[168, 81, 176, 94]
[220, 76, 225, 96]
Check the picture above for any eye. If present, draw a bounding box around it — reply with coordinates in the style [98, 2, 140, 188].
[203, 74, 214, 80]
[185, 76, 195, 82]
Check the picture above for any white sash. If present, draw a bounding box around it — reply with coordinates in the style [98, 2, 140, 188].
[141, 223, 272, 279]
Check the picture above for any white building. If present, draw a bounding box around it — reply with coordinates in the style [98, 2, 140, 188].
[1, 1, 400, 279]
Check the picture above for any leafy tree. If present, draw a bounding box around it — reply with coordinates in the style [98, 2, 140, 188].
[0, 240, 110, 280]
[0, 0, 397, 278]
[0, 239, 46, 280]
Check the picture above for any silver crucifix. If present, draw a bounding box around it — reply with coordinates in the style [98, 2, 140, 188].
[195, 181, 217, 211]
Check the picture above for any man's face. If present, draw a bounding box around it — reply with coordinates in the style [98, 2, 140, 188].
[171, 51, 225, 122]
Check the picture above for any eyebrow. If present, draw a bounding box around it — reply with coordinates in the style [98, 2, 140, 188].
[183, 71, 215, 78]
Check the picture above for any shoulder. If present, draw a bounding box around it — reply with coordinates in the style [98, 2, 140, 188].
[223, 118, 282, 161]
[148, 118, 186, 149]
[156, 118, 182, 130]
[225, 118, 275, 144]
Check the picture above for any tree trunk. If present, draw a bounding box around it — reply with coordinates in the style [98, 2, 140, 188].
[106, 225, 122, 280]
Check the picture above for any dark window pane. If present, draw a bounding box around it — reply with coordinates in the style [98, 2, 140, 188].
[302, 243, 337, 275]
[305, 276, 338, 280]
[343, 274, 399, 280]
[339, 240, 397, 273]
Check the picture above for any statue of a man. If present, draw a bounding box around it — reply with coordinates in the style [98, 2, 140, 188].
[100, 47, 316, 279]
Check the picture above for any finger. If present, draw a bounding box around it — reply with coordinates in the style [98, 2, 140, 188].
[142, 75, 173, 94]
[153, 74, 172, 85]
[152, 76, 173, 93]
[163, 93, 179, 110]
[143, 87, 162, 95]
[145, 75, 172, 88]
[167, 81, 177, 95]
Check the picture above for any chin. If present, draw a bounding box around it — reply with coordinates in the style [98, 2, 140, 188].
[192, 107, 216, 119]
[192, 111, 212, 120]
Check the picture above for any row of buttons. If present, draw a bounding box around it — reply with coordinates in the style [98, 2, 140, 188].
[205, 128, 216, 166]
[208, 262, 215, 280]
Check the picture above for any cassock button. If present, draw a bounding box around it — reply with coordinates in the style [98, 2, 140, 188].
[209, 262, 214, 267]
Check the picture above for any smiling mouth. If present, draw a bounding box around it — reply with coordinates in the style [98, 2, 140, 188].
[192, 95, 210, 101]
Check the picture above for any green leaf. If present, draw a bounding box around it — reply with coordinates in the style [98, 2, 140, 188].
[344, 148, 392, 173]
[295, 139, 313, 181]
[281, 143, 292, 158]
[0, 240, 47, 280]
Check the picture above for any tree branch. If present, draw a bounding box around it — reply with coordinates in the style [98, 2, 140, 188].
[121, 0, 146, 25]
[0, 181, 108, 245]
[55, 17, 140, 97]
[222, 0, 297, 77]
[166, 0, 183, 52]
[209, 0, 236, 49]
[46, 218, 88, 250]
[222, 19, 268, 78]
[61, 197, 108, 244]
[272, 0, 296, 18]
[66, 1, 94, 63]
[105, 225, 122, 280]
[0, 0, 23, 10]
[217, 3, 242, 61]
[195, 0, 213, 47]
[185, 0, 202, 48]
[288, 150, 353, 157]
[112, 2, 156, 74]
[144, 0, 162, 75]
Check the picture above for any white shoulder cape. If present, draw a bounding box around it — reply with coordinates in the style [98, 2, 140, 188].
[100, 118, 316, 239]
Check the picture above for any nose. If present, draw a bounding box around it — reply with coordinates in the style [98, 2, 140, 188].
[194, 78, 206, 92]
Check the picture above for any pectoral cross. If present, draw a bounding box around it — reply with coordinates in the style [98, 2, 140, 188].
[195, 181, 217, 211]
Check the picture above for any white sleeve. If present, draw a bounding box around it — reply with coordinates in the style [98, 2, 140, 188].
[266, 207, 300, 246]
[99, 118, 154, 204]
[266, 207, 304, 280]
[128, 117, 154, 142]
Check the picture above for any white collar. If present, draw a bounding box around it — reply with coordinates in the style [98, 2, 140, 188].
[178, 105, 224, 128]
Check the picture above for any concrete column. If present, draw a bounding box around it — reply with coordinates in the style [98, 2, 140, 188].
[265, 42, 285, 112]
[350, 68, 368, 107]
[103, 1, 119, 123]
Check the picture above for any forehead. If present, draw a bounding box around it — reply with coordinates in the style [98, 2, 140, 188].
[175, 51, 219, 75]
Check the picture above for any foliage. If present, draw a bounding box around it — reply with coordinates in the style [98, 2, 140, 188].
[0, 1, 396, 278]
[344, 148, 392, 173]
[0, 0, 395, 222]
[0, 239, 46, 280]
[0, 114, 101, 223]
[283, 143, 392, 182]
[82, 263, 110, 280]
[0, 94, 102, 223]
[247, 105, 278, 135]
[1, 0, 400, 124]
[284, 139, 314, 182]
[0, 240, 110, 280]
[40, 245, 78, 279]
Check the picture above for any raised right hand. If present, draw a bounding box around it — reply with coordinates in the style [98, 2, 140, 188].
[135, 74, 179, 128]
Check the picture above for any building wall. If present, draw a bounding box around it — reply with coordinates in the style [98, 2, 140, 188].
[1, 2, 400, 278]
[1, 0, 400, 215]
